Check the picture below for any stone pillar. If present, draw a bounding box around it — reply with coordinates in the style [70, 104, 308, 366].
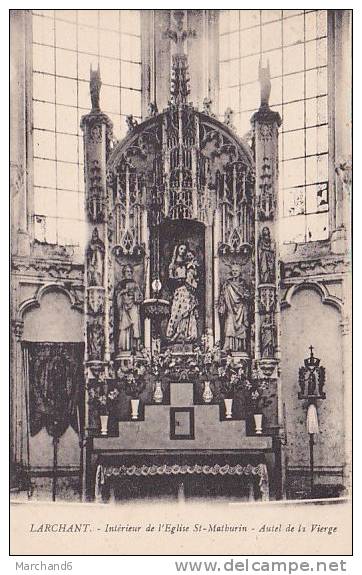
[251, 65, 284, 494]
[10, 10, 31, 256]
[80, 68, 113, 433]
[251, 69, 282, 375]
[11, 319, 24, 468]
[332, 10, 352, 491]
[330, 10, 352, 253]
[336, 162, 352, 494]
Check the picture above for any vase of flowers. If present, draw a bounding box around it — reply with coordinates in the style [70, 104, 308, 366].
[118, 356, 147, 421]
[246, 364, 271, 434]
[88, 383, 120, 436]
[218, 354, 247, 419]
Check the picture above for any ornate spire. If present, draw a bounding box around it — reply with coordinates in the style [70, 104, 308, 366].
[90, 64, 102, 112]
[165, 10, 196, 105]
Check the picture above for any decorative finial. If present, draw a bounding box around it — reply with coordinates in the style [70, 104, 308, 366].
[147, 101, 158, 118]
[224, 107, 235, 130]
[126, 114, 138, 132]
[203, 97, 215, 117]
[165, 10, 196, 106]
[90, 64, 102, 112]
[259, 59, 271, 108]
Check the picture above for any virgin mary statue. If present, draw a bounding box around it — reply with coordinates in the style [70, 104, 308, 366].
[166, 245, 199, 343]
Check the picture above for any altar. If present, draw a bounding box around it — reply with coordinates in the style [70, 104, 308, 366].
[80, 11, 283, 503]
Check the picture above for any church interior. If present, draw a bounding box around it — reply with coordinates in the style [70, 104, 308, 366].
[10, 9, 351, 503]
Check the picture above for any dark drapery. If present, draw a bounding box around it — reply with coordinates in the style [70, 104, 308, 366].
[26, 342, 84, 438]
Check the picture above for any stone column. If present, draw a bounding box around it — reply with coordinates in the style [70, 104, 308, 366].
[330, 10, 352, 253]
[80, 68, 113, 432]
[10, 10, 31, 257]
[11, 319, 24, 469]
[251, 68, 282, 376]
[335, 163, 352, 494]
[252, 67, 284, 495]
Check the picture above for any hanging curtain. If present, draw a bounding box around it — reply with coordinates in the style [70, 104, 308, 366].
[26, 342, 84, 439]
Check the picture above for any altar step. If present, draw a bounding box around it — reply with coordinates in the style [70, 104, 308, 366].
[93, 383, 272, 452]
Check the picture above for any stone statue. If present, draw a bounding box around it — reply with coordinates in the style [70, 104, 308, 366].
[166, 244, 199, 344]
[116, 264, 143, 352]
[87, 228, 105, 287]
[126, 115, 138, 132]
[90, 65, 102, 112]
[260, 313, 276, 358]
[147, 102, 158, 117]
[259, 60, 271, 108]
[87, 318, 104, 361]
[224, 107, 235, 129]
[203, 97, 214, 116]
[258, 227, 275, 284]
[218, 263, 250, 352]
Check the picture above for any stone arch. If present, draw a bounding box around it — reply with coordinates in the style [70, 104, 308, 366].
[19, 282, 83, 343]
[281, 280, 343, 312]
[17, 282, 82, 323]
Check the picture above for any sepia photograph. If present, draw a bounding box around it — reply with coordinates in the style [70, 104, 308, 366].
[9, 7, 352, 556]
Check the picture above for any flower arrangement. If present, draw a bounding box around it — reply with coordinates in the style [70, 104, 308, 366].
[217, 354, 248, 399]
[148, 347, 199, 382]
[216, 356, 270, 411]
[88, 382, 120, 415]
[243, 378, 269, 413]
[193, 336, 223, 380]
[148, 336, 223, 382]
[117, 351, 148, 398]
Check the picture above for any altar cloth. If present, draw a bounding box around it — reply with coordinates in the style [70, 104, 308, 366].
[95, 462, 269, 501]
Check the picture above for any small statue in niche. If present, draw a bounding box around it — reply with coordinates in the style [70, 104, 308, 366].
[258, 226, 276, 284]
[87, 228, 105, 287]
[87, 318, 105, 361]
[166, 244, 200, 344]
[260, 313, 277, 358]
[116, 264, 143, 352]
[218, 263, 251, 353]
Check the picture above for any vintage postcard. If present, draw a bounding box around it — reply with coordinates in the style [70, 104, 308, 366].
[9, 8, 352, 556]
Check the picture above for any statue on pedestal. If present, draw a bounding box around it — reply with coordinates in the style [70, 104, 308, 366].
[218, 263, 251, 352]
[258, 226, 275, 284]
[116, 264, 143, 352]
[260, 313, 277, 358]
[166, 244, 200, 343]
[87, 228, 105, 287]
